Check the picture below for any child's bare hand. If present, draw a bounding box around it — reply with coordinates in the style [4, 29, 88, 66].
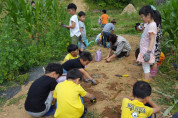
[106, 58, 111, 62]
[103, 56, 109, 60]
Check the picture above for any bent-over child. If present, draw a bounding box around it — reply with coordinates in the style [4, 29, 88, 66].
[121, 81, 161, 117]
[63, 44, 79, 63]
[62, 51, 97, 85]
[53, 69, 96, 118]
[25, 63, 63, 117]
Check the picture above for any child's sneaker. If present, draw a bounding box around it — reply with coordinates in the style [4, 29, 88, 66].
[91, 79, 97, 85]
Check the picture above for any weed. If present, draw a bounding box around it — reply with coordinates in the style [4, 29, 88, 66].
[86, 109, 102, 118]
[7, 94, 27, 106]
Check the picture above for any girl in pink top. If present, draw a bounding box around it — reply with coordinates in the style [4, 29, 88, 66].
[137, 5, 158, 82]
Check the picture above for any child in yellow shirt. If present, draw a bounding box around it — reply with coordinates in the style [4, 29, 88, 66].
[53, 69, 96, 118]
[63, 44, 79, 63]
[121, 81, 161, 118]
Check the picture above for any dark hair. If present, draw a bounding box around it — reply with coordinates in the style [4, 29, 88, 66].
[78, 11, 85, 17]
[80, 51, 93, 61]
[108, 34, 117, 44]
[139, 5, 161, 27]
[133, 81, 151, 99]
[111, 19, 116, 24]
[67, 44, 78, 53]
[102, 9, 106, 13]
[67, 68, 82, 80]
[45, 63, 63, 75]
[31, 1, 35, 5]
[154, 10, 162, 27]
[135, 23, 140, 30]
[67, 3, 77, 10]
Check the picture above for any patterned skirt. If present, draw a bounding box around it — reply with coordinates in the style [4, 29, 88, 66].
[154, 40, 161, 63]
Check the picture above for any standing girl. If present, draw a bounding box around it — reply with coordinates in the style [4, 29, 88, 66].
[137, 5, 157, 82]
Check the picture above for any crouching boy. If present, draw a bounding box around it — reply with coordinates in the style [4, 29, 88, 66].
[62, 51, 97, 85]
[53, 69, 96, 118]
[121, 81, 161, 118]
[25, 63, 63, 117]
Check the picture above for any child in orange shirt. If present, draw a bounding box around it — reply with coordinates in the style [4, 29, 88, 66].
[101, 9, 109, 28]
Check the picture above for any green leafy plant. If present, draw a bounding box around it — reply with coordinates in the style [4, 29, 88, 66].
[160, 0, 178, 65]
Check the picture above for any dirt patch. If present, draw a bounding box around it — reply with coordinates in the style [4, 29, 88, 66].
[121, 4, 137, 14]
[72, 0, 88, 12]
[101, 105, 121, 118]
[83, 89, 108, 107]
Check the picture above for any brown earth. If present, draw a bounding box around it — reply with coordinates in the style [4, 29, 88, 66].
[0, 35, 166, 118]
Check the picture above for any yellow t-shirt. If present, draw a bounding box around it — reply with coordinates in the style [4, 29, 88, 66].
[101, 14, 109, 24]
[63, 53, 79, 63]
[53, 80, 87, 118]
[121, 98, 153, 118]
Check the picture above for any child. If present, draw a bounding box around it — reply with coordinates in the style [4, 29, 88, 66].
[104, 34, 131, 62]
[121, 81, 161, 117]
[31, 1, 36, 10]
[101, 9, 109, 28]
[53, 69, 96, 118]
[150, 9, 162, 77]
[137, 5, 158, 82]
[25, 63, 63, 117]
[78, 11, 86, 51]
[102, 19, 116, 48]
[64, 3, 81, 45]
[62, 51, 97, 85]
[95, 33, 102, 45]
[63, 44, 79, 63]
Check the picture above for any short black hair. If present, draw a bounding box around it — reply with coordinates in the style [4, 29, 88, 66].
[133, 81, 152, 99]
[67, 3, 77, 10]
[135, 23, 140, 30]
[67, 68, 82, 80]
[31, 1, 35, 5]
[111, 19, 116, 24]
[45, 63, 63, 76]
[80, 51, 93, 61]
[78, 11, 86, 17]
[67, 44, 78, 53]
[102, 9, 106, 13]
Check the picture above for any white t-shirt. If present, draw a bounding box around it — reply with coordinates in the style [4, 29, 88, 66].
[69, 15, 81, 37]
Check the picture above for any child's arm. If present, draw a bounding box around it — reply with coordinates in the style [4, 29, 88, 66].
[147, 99, 161, 114]
[85, 92, 96, 103]
[148, 32, 156, 51]
[66, 21, 75, 29]
[106, 54, 117, 62]
[52, 98, 57, 105]
[80, 27, 83, 38]
[85, 92, 94, 99]
[79, 68, 94, 81]
[104, 48, 112, 59]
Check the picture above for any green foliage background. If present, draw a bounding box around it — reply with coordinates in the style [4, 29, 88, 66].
[0, 0, 73, 83]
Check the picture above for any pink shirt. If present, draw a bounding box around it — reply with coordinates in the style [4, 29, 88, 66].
[137, 22, 157, 63]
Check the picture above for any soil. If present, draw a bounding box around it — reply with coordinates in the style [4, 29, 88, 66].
[0, 34, 166, 118]
[72, 0, 88, 12]
[121, 4, 137, 14]
[101, 105, 121, 118]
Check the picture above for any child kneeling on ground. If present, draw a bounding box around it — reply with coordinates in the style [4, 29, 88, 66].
[53, 69, 96, 118]
[121, 81, 161, 118]
[62, 51, 97, 85]
[25, 63, 63, 117]
[63, 44, 79, 63]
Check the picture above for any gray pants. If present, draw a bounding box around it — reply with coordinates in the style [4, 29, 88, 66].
[27, 92, 53, 117]
[72, 35, 79, 45]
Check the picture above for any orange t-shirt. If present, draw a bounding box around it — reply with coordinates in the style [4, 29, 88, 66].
[101, 14, 109, 24]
